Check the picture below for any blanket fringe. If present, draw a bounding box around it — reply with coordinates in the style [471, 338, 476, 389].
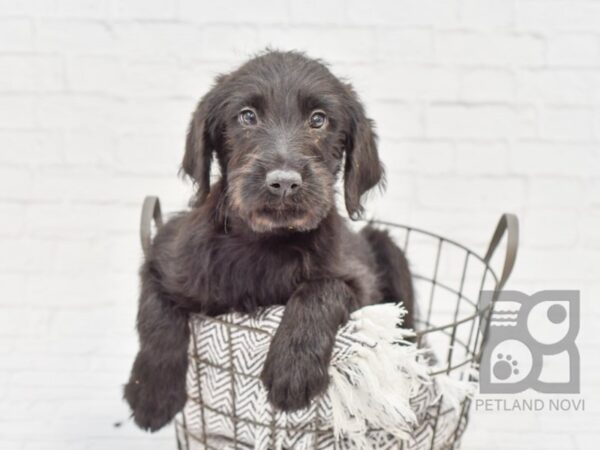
[328, 303, 473, 448]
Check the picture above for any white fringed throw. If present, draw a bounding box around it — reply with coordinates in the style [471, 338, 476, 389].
[178, 303, 474, 450]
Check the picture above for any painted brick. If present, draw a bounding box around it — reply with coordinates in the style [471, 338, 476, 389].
[113, 0, 177, 20]
[180, 0, 288, 24]
[426, 105, 536, 139]
[547, 34, 600, 67]
[376, 29, 434, 63]
[517, 0, 600, 33]
[289, 0, 348, 24]
[517, 69, 595, 106]
[540, 107, 595, 141]
[0, 18, 33, 51]
[459, 0, 515, 29]
[257, 27, 377, 63]
[35, 20, 114, 54]
[369, 66, 460, 102]
[346, 0, 458, 26]
[460, 68, 515, 102]
[0, 55, 64, 92]
[435, 32, 545, 66]
[510, 142, 598, 176]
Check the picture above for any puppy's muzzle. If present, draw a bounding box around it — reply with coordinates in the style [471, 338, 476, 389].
[265, 170, 303, 197]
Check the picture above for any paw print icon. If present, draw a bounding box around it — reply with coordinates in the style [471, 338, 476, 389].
[493, 353, 520, 380]
[479, 290, 580, 394]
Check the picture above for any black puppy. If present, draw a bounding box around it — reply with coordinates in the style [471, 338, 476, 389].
[124, 50, 414, 432]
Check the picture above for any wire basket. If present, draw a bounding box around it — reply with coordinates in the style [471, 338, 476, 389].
[139, 198, 518, 450]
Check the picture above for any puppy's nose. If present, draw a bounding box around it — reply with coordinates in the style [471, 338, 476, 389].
[265, 170, 303, 196]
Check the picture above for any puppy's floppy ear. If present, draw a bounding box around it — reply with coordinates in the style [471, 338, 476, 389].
[343, 85, 385, 219]
[181, 76, 227, 203]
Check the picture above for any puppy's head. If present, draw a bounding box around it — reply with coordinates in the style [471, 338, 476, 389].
[182, 50, 383, 233]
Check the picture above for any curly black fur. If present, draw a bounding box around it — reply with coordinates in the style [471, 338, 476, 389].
[124, 50, 414, 432]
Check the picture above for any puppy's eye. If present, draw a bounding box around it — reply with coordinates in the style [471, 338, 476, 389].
[239, 108, 257, 126]
[309, 111, 327, 129]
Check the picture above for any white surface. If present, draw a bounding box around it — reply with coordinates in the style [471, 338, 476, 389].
[0, 0, 599, 449]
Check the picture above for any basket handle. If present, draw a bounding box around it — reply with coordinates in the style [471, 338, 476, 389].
[483, 213, 519, 290]
[140, 196, 163, 257]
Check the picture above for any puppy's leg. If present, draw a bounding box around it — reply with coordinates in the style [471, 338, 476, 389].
[124, 265, 189, 432]
[361, 226, 415, 330]
[260, 279, 357, 412]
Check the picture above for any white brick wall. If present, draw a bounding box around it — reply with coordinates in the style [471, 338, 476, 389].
[1, 1, 598, 449]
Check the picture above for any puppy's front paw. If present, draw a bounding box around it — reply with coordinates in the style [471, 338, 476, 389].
[124, 356, 187, 432]
[260, 350, 330, 412]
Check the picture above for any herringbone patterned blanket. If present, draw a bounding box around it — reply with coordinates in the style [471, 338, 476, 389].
[176, 304, 472, 450]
